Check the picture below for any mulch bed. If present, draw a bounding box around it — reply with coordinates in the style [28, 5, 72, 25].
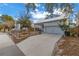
[9, 30, 40, 44]
[53, 36, 79, 56]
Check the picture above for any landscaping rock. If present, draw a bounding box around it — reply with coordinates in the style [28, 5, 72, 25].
[53, 36, 79, 56]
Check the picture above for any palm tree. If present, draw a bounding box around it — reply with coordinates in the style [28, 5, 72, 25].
[17, 16, 32, 35]
[17, 16, 32, 29]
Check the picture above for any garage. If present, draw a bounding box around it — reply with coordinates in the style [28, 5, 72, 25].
[44, 26, 64, 34]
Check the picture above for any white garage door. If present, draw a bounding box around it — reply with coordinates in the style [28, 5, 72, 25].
[44, 26, 64, 34]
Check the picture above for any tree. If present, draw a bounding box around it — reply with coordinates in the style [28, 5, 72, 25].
[17, 15, 32, 29]
[75, 12, 79, 26]
[61, 3, 74, 17]
[1, 15, 15, 31]
[0, 24, 3, 31]
[25, 3, 36, 18]
[44, 3, 74, 17]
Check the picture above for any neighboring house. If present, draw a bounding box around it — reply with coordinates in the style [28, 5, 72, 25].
[34, 14, 67, 35]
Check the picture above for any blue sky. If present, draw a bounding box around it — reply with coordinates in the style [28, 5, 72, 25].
[74, 4, 79, 12]
[0, 3, 26, 19]
[0, 3, 79, 22]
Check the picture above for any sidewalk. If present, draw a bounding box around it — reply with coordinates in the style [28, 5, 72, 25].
[0, 33, 24, 56]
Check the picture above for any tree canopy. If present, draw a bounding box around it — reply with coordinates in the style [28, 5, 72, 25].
[24, 3, 74, 19]
[17, 15, 32, 29]
[0, 15, 15, 31]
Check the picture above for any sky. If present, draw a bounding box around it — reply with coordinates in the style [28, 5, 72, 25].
[0, 3, 26, 19]
[0, 3, 79, 22]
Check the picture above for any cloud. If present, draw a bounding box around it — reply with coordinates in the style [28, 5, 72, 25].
[32, 8, 63, 19]
[30, 10, 51, 23]
[31, 8, 63, 23]
[35, 9, 39, 12]
[13, 17, 19, 20]
[31, 11, 50, 19]
[53, 8, 63, 15]
[0, 14, 2, 16]
[35, 4, 40, 7]
[31, 8, 63, 19]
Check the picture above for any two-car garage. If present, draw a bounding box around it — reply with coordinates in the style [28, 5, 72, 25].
[44, 26, 64, 34]
[43, 21, 64, 35]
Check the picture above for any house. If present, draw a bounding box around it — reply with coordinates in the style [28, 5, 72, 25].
[34, 14, 67, 35]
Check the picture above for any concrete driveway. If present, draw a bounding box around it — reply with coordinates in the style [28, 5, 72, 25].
[17, 34, 62, 56]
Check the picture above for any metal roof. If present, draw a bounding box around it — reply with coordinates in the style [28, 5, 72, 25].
[34, 14, 66, 24]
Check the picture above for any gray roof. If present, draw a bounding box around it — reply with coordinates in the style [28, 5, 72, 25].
[34, 14, 66, 24]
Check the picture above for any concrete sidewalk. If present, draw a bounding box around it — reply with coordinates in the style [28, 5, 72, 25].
[17, 34, 62, 56]
[0, 33, 24, 56]
[0, 33, 14, 49]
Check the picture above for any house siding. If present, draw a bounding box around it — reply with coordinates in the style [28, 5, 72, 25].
[44, 21, 59, 27]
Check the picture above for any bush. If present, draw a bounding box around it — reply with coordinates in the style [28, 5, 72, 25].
[0, 24, 3, 31]
[65, 30, 70, 36]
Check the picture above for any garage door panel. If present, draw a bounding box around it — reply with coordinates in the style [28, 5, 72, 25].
[44, 26, 64, 34]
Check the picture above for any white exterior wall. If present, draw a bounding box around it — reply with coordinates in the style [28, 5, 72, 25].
[15, 24, 20, 31]
[34, 25, 42, 29]
[44, 21, 58, 27]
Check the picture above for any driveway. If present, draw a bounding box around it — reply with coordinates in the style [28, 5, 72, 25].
[17, 34, 62, 56]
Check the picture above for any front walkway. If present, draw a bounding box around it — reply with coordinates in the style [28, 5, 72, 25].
[17, 34, 62, 56]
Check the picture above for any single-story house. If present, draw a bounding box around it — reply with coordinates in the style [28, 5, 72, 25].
[34, 14, 67, 35]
